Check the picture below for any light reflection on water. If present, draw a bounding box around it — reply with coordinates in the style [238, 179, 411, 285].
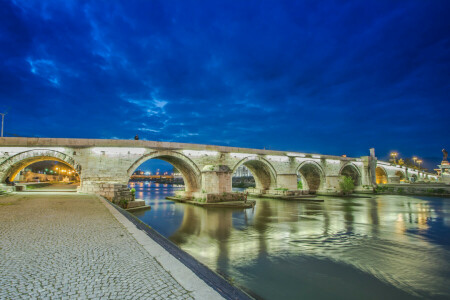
[130, 182, 450, 300]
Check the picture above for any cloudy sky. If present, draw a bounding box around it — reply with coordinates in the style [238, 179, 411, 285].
[1, 0, 449, 165]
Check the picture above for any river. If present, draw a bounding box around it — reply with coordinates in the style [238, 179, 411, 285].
[129, 181, 450, 299]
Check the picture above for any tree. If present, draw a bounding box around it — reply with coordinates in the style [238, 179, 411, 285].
[339, 176, 355, 195]
[398, 158, 405, 166]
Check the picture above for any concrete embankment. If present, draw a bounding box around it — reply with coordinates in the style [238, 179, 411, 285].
[376, 183, 450, 197]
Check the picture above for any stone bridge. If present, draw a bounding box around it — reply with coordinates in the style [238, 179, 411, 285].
[0, 138, 438, 201]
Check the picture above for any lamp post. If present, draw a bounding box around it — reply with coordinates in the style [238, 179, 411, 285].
[390, 152, 398, 164]
[0, 113, 5, 137]
[417, 159, 423, 170]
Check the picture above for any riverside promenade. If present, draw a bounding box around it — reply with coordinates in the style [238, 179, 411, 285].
[0, 192, 224, 299]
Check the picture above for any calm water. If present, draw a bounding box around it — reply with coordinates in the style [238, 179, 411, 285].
[130, 181, 450, 299]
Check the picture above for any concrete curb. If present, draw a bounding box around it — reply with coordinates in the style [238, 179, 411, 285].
[98, 196, 252, 300]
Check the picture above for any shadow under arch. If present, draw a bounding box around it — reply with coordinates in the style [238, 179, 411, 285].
[395, 170, 406, 181]
[231, 156, 277, 190]
[339, 163, 362, 186]
[296, 161, 325, 193]
[127, 150, 201, 193]
[375, 166, 388, 184]
[0, 149, 81, 182]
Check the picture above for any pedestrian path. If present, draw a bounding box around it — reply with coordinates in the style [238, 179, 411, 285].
[0, 192, 222, 299]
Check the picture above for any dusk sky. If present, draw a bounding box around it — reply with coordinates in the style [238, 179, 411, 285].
[1, 0, 449, 167]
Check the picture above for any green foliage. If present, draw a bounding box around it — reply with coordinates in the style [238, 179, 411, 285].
[435, 188, 446, 194]
[130, 187, 136, 200]
[297, 180, 303, 190]
[397, 187, 404, 194]
[275, 188, 288, 191]
[375, 185, 388, 193]
[118, 199, 129, 209]
[339, 176, 355, 194]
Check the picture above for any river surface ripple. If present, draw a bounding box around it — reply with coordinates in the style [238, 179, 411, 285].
[130, 181, 450, 300]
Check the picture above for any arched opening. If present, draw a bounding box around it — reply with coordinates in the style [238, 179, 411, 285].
[128, 151, 201, 194]
[375, 167, 388, 184]
[395, 170, 406, 182]
[128, 158, 187, 201]
[232, 165, 256, 190]
[411, 174, 418, 183]
[297, 161, 324, 193]
[232, 157, 276, 191]
[0, 150, 81, 190]
[340, 164, 361, 186]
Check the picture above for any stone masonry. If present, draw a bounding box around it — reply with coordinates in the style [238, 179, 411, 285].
[0, 193, 194, 299]
[0, 138, 439, 200]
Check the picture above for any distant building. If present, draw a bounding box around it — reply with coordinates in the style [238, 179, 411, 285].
[133, 169, 145, 175]
[233, 165, 252, 177]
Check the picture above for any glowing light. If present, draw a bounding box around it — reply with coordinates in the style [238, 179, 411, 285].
[91, 147, 146, 155]
[230, 153, 254, 159]
[182, 150, 218, 157]
[325, 159, 341, 164]
[266, 155, 289, 162]
[0, 147, 67, 155]
[287, 152, 305, 157]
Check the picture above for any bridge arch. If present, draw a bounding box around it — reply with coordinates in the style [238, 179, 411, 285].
[0, 149, 81, 183]
[375, 166, 388, 184]
[232, 156, 277, 190]
[127, 150, 201, 193]
[395, 170, 406, 182]
[339, 163, 361, 186]
[296, 161, 325, 193]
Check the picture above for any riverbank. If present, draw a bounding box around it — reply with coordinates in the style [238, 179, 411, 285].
[376, 183, 450, 197]
[0, 192, 248, 299]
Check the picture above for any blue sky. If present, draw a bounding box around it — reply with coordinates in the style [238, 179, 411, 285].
[1, 0, 449, 170]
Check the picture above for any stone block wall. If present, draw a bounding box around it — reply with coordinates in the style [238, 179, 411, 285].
[79, 182, 132, 204]
[205, 192, 245, 203]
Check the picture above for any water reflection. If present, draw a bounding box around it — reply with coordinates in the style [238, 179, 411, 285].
[132, 183, 450, 300]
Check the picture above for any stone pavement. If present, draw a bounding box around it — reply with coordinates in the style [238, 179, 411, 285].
[0, 192, 221, 299]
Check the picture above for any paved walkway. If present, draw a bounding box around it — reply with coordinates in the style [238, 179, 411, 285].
[0, 192, 221, 299]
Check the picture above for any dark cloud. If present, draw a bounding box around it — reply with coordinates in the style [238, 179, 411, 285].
[0, 0, 449, 162]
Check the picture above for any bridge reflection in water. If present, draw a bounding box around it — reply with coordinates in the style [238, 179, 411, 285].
[132, 182, 450, 300]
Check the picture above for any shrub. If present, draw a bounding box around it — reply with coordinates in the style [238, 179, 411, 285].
[119, 199, 129, 209]
[375, 185, 388, 193]
[435, 188, 446, 194]
[339, 176, 355, 194]
[297, 180, 303, 190]
[130, 188, 136, 200]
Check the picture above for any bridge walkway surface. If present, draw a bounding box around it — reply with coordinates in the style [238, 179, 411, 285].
[0, 192, 225, 299]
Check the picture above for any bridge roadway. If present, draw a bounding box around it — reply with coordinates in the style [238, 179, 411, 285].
[0, 137, 438, 202]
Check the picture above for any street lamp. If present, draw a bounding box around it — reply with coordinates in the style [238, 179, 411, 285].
[0, 113, 6, 137]
[417, 159, 423, 169]
[412, 157, 418, 168]
[390, 152, 398, 164]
